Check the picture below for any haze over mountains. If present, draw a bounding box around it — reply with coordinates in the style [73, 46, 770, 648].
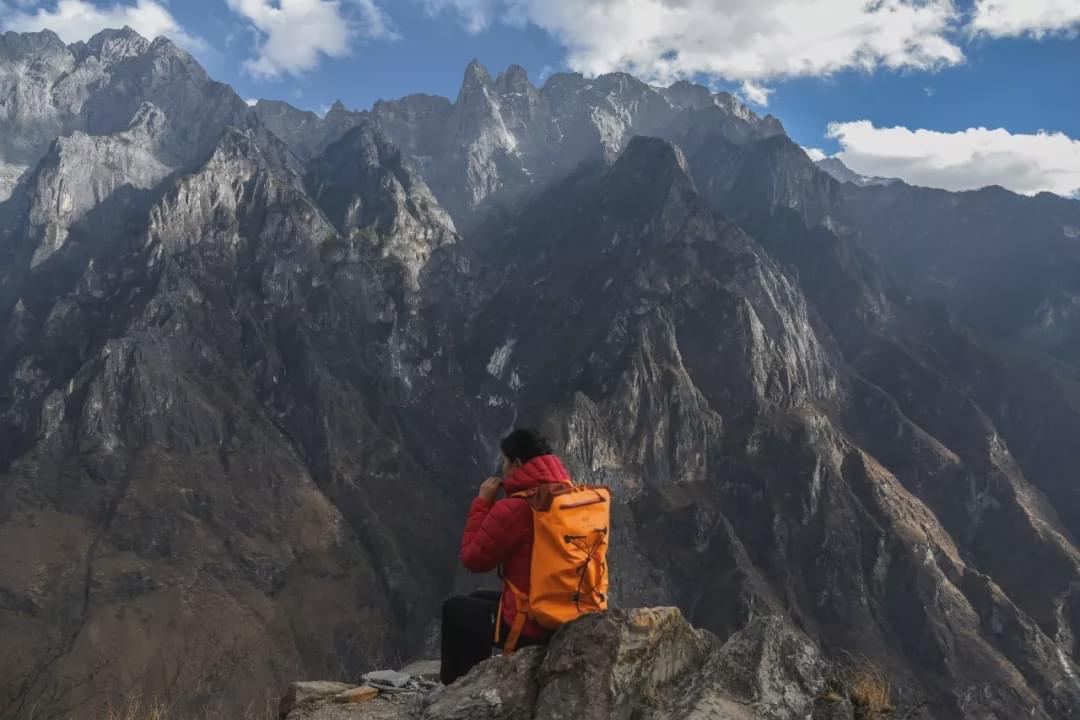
[1, 26, 1080, 720]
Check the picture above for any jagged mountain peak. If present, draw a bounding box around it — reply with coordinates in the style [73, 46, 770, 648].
[0, 24, 247, 172]
[78, 26, 188, 62]
[72, 26, 151, 65]
[149, 33, 197, 60]
[85, 25, 146, 48]
[306, 119, 458, 253]
[537, 68, 584, 93]
[460, 58, 495, 93]
[0, 28, 66, 58]
[311, 119, 410, 191]
[252, 97, 369, 163]
[252, 98, 321, 126]
[495, 63, 531, 91]
[611, 135, 695, 191]
[201, 124, 308, 186]
[662, 79, 716, 109]
[759, 113, 785, 134]
[332, 119, 384, 150]
[63, 26, 207, 88]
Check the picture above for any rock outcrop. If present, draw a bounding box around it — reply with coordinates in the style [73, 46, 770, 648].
[283, 608, 856, 720]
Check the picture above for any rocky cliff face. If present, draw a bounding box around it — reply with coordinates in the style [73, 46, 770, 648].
[2, 28, 1080, 720]
[0, 27, 250, 170]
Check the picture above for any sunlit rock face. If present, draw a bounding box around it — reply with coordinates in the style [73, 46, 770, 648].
[1, 31, 1079, 720]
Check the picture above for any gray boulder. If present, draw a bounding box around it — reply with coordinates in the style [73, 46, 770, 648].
[363, 670, 413, 689]
[422, 646, 544, 720]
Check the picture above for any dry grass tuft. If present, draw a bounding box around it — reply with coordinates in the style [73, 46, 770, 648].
[102, 691, 278, 720]
[848, 664, 894, 716]
[821, 690, 844, 703]
[104, 697, 171, 720]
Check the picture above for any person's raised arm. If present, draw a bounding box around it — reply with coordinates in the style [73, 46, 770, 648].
[460, 476, 517, 572]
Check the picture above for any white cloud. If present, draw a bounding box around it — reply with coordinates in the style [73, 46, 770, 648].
[428, 0, 964, 84]
[739, 80, 774, 106]
[225, 0, 397, 79]
[2, 0, 205, 51]
[827, 120, 1080, 197]
[245, 97, 259, 107]
[803, 147, 828, 162]
[423, 0, 495, 33]
[970, 0, 1080, 38]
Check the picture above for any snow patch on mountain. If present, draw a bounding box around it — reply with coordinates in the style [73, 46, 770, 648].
[486, 337, 517, 378]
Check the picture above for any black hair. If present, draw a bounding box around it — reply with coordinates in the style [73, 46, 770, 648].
[499, 428, 553, 464]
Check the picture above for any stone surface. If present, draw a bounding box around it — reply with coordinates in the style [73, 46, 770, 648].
[532, 607, 713, 720]
[362, 671, 411, 689]
[421, 646, 543, 720]
[399, 661, 442, 683]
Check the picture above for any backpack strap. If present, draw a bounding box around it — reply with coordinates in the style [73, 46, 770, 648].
[501, 578, 530, 655]
[499, 486, 566, 653]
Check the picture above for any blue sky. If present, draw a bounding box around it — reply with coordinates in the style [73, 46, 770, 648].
[2, 0, 1079, 196]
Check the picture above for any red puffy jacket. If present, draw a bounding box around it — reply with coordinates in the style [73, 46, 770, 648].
[459, 454, 573, 638]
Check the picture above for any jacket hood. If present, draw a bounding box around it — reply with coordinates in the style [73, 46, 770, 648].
[503, 454, 572, 494]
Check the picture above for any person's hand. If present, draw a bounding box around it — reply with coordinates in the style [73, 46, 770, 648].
[478, 476, 502, 503]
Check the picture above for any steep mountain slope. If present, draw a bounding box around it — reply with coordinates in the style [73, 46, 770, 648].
[1, 30, 1080, 720]
[2, 125, 442, 708]
[836, 182, 1080, 366]
[681, 128, 1080, 556]
[0, 37, 483, 713]
[460, 136, 1080, 719]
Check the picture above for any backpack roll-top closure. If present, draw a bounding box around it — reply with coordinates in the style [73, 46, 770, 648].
[513, 483, 609, 510]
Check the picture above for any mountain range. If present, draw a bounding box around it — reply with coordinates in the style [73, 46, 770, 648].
[2, 26, 1080, 720]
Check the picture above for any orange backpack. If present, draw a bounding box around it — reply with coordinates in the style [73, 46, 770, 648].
[497, 484, 611, 654]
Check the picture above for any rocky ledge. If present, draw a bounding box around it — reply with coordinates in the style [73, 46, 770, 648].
[280, 608, 869, 720]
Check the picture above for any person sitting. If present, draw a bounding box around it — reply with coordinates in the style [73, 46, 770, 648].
[439, 428, 572, 685]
